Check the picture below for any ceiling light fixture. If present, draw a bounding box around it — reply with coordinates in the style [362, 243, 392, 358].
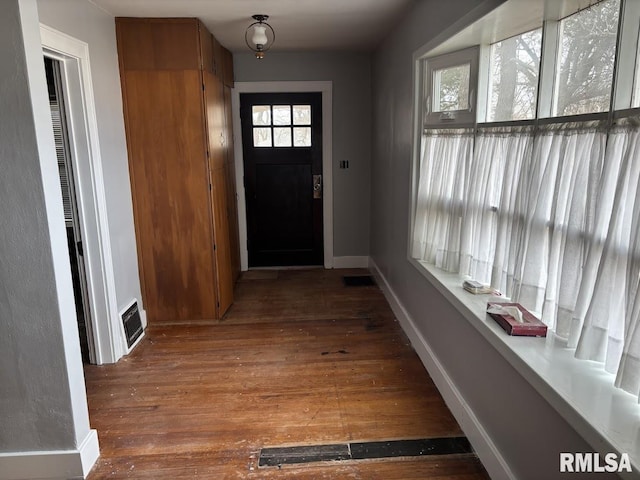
[245, 14, 275, 59]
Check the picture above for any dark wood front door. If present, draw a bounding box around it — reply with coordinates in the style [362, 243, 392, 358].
[240, 92, 323, 267]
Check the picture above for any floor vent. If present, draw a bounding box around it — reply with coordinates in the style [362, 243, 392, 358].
[342, 275, 376, 287]
[258, 437, 472, 467]
[122, 301, 143, 348]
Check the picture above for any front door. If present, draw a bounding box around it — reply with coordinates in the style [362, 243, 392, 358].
[240, 92, 323, 267]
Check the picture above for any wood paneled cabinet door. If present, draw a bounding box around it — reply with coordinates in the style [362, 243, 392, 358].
[203, 69, 234, 313]
[116, 17, 236, 324]
[222, 80, 241, 282]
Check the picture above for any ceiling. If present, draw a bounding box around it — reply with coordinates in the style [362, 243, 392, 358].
[427, 0, 593, 57]
[88, 0, 416, 52]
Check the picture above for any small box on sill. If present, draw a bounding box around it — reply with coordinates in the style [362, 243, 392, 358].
[486, 302, 547, 337]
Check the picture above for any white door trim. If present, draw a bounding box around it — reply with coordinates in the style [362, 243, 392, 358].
[232, 81, 334, 270]
[40, 24, 124, 364]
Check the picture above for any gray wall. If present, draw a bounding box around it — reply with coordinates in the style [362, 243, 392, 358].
[0, 0, 90, 452]
[37, 0, 144, 315]
[369, 1, 614, 479]
[234, 52, 372, 257]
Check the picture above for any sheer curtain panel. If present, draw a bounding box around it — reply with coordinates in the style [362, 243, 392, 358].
[571, 118, 640, 400]
[413, 129, 473, 272]
[412, 118, 640, 401]
[519, 122, 606, 331]
[461, 126, 534, 293]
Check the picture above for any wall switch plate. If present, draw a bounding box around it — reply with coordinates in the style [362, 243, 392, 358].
[339, 160, 349, 169]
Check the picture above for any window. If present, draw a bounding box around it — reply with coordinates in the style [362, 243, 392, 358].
[487, 29, 542, 121]
[412, 0, 640, 406]
[424, 47, 479, 126]
[553, 0, 620, 116]
[252, 104, 312, 147]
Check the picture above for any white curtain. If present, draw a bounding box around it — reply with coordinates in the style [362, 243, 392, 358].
[517, 122, 607, 331]
[413, 118, 640, 401]
[412, 129, 473, 272]
[459, 126, 534, 292]
[571, 120, 640, 400]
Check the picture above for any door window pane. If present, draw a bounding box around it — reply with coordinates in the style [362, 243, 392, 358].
[251, 104, 313, 148]
[272, 105, 291, 126]
[293, 127, 311, 147]
[488, 29, 542, 121]
[553, 0, 620, 116]
[252, 106, 271, 126]
[293, 105, 311, 125]
[273, 127, 292, 147]
[433, 64, 470, 112]
[253, 127, 272, 147]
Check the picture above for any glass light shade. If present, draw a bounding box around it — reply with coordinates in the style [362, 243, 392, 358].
[252, 25, 268, 47]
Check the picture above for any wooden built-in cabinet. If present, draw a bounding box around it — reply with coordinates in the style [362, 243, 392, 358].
[116, 17, 240, 324]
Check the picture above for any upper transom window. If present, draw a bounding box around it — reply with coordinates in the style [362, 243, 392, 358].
[423, 46, 479, 126]
[487, 29, 542, 122]
[552, 0, 620, 116]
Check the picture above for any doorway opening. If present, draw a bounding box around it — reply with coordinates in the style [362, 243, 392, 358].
[44, 56, 95, 363]
[232, 81, 334, 271]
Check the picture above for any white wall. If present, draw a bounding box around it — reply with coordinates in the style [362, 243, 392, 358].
[369, 1, 621, 479]
[234, 52, 372, 258]
[37, 0, 143, 315]
[0, 0, 97, 476]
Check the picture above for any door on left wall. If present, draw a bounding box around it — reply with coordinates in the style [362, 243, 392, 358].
[44, 57, 95, 364]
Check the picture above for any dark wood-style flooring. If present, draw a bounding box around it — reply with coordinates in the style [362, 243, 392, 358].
[85, 269, 489, 479]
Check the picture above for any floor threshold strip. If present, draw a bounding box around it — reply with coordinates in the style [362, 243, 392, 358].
[342, 275, 376, 287]
[258, 436, 472, 467]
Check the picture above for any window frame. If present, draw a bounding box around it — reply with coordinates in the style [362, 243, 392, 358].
[413, 0, 635, 287]
[485, 28, 543, 123]
[550, 0, 621, 117]
[423, 46, 479, 127]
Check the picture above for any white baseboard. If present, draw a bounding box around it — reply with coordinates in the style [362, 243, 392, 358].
[369, 259, 515, 480]
[0, 429, 99, 480]
[332, 256, 370, 269]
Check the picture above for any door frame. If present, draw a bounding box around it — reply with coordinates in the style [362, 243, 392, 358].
[46, 56, 97, 363]
[232, 81, 334, 270]
[41, 24, 125, 364]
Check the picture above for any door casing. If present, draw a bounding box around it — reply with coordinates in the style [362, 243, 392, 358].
[232, 81, 333, 270]
[41, 24, 129, 364]
[46, 56, 96, 363]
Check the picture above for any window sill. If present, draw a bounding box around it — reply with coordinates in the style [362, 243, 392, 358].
[409, 257, 640, 471]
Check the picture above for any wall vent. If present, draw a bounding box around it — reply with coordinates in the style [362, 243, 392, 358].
[122, 301, 143, 348]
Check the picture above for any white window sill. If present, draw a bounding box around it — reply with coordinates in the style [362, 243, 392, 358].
[409, 257, 640, 471]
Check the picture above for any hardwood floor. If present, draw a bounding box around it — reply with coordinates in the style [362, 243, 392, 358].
[85, 269, 489, 479]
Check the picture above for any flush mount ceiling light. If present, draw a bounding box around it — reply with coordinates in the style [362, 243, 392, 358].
[245, 14, 275, 59]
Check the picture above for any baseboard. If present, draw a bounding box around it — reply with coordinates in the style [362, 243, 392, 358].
[369, 259, 515, 480]
[0, 429, 99, 480]
[332, 256, 370, 269]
